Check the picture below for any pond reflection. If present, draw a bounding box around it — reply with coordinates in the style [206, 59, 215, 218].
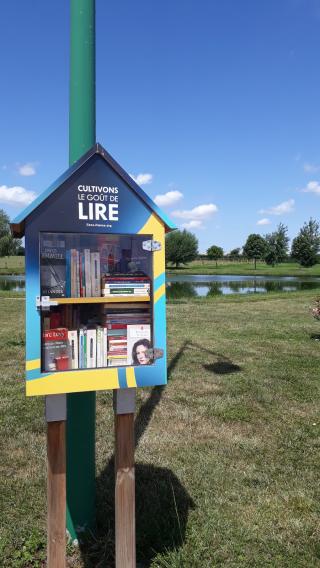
[166, 275, 320, 299]
[0, 276, 25, 291]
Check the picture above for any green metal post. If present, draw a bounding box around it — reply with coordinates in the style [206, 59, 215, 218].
[67, 0, 96, 540]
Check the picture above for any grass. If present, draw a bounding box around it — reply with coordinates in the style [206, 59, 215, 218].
[0, 256, 25, 275]
[167, 260, 320, 277]
[1, 291, 320, 566]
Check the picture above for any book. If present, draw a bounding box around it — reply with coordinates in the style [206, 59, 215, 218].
[86, 329, 97, 368]
[84, 249, 92, 297]
[79, 328, 85, 368]
[42, 328, 70, 372]
[127, 324, 151, 366]
[68, 330, 79, 369]
[91, 252, 101, 297]
[40, 236, 66, 297]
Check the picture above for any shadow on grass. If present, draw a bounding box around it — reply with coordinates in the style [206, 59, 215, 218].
[79, 341, 195, 567]
[310, 333, 320, 341]
[204, 361, 241, 374]
[184, 340, 242, 376]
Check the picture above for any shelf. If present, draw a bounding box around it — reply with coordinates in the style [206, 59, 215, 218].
[53, 296, 150, 305]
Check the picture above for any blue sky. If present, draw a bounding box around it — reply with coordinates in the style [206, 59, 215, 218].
[1, 0, 320, 252]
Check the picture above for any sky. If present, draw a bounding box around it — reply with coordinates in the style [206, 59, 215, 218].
[1, 0, 320, 253]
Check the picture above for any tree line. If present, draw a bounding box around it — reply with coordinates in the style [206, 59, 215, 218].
[166, 219, 320, 268]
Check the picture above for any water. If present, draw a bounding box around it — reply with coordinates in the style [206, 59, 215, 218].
[1, 274, 320, 298]
[0, 275, 25, 292]
[166, 274, 320, 299]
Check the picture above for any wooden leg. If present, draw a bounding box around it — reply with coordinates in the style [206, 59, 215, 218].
[115, 412, 136, 568]
[47, 420, 66, 568]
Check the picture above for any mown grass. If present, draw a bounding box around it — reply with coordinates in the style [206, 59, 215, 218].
[167, 260, 320, 277]
[0, 256, 25, 275]
[1, 291, 320, 566]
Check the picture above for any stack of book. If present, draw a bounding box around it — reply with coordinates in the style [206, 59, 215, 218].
[66, 249, 101, 298]
[102, 273, 150, 298]
[105, 308, 151, 366]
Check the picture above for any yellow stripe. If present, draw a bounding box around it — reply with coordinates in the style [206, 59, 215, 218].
[138, 214, 165, 280]
[26, 368, 119, 396]
[26, 359, 40, 371]
[126, 367, 137, 388]
[154, 283, 165, 304]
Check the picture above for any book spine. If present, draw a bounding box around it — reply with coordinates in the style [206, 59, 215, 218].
[81, 253, 86, 297]
[103, 327, 108, 367]
[84, 249, 92, 297]
[66, 250, 71, 297]
[68, 330, 79, 369]
[86, 329, 97, 368]
[91, 252, 101, 297]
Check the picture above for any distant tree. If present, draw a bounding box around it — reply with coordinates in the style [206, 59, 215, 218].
[291, 218, 320, 267]
[0, 209, 10, 239]
[0, 208, 22, 257]
[0, 235, 16, 257]
[243, 233, 267, 269]
[16, 245, 25, 256]
[229, 247, 241, 259]
[165, 229, 198, 267]
[264, 223, 289, 266]
[207, 245, 224, 268]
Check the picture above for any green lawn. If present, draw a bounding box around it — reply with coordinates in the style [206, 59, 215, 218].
[0, 256, 25, 275]
[167, 260, 320, 277]
[1, 291, 320, 566]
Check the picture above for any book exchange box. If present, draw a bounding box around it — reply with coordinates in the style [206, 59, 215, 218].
[11, 144, 176, 396]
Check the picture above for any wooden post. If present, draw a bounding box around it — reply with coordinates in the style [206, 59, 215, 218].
[46, 396, 67, 568]
[114, 389, 136, 568]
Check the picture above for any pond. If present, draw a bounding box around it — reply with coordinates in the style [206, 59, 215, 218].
[1, 274, 320, 298]
[166, 274, 320, 299]
[0, 275, 25, 292]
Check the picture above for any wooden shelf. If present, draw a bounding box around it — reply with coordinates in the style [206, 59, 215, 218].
[53, 296, 150, 305]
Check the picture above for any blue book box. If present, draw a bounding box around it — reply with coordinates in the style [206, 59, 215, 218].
[11, 144, 175, 396]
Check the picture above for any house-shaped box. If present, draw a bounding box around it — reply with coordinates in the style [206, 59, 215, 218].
[11, 143, 176, 396]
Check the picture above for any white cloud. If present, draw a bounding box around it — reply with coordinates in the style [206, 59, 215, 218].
[259, 199, 295, 216]
[19, 163, 36, 176]
[303, 162, 320, 173]
[172, 203, 218, 220]
[0, 185, 37, 206]
[181, 220, 204, 229]
[154, 190, 183, 207]
[302, 180, 320, 195]
[257, 218, 271, 226]
[130, 172, 153, 185]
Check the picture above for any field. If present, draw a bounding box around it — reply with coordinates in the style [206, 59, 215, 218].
[167, 260, 320, 277]
[1, 291, 320, 566]
[1, 256, 320, 278]
[0, 256, 25, 275]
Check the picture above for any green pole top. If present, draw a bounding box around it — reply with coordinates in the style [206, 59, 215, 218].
[69, 0, 96, 165]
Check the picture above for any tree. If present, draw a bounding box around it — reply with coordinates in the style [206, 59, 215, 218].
[291, 218, 320, 267]
[0, 209, 10, 238]
[264, 223, 289, 266]
[243, 233, 267, 269]
[0, 209, 21, 257]
[207, 245, 224, 268]
[230, 247, 241, 259]
[0, 235, 16, 257]
[165, 229, 198, 267]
